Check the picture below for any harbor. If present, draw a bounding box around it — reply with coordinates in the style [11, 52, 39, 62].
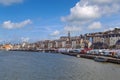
[0, 27, 120, 64]
[0, 0, 120, 80]
[60, 51, 120, 64]
[7, 48, 120, 64]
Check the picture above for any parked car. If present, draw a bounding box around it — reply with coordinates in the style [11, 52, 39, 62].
[81, 48, 92, 54]
[103, 50, 113, 57]
[113, 50, 120, 58]
[87, 49, 104, 55]
[58, 48, 68, 53]
[69, 49, 83, 53]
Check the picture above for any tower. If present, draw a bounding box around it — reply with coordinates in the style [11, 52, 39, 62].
[66, 31, 71, 48]
[68, 31, 71, 44]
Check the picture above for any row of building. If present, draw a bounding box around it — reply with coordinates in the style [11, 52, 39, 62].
[87, 28, 120, 49]
[0, 32, 92, 50]
[0, 28, 120, 50]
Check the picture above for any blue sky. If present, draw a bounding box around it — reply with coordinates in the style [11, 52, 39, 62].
[0, 0, 120, 43]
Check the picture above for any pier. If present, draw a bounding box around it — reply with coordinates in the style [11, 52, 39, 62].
[60, 52, 120, 64]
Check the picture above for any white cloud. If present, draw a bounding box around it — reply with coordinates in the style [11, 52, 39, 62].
[21, 37, 29, 42]
[61, 0, 120, 32]
[85, 0, 120, 16]
[2, 19, 32, 29]
[88, 22, 102, 30]
[104, 28, 114, 32]
[90, 0, 120, 4]
[0, 0, 23, 6]
[62, 0, 120, 24]
[50, 30, 60, 36]
[61, 2, 100, 24]
[64, 25, 82, 32]
[104, 27, 120, 31]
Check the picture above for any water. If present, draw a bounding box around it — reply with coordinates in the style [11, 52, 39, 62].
[0, 51, 120, 80]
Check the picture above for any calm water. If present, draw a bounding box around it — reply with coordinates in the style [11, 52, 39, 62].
[0, 51, 120, 80]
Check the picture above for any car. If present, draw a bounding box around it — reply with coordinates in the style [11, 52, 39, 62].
[69, 49, 82, 53]
[114, 51, 120, 58]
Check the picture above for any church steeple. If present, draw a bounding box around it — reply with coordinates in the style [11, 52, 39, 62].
[68, 31, 70, 42]
[66, 31, 71, 48]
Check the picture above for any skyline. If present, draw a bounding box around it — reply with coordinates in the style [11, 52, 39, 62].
[0, 0, 120, 43]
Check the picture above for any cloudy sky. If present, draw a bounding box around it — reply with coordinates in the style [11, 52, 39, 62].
[0, 0, 120, 43]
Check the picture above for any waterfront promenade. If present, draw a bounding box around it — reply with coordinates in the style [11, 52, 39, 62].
[8, 48, 120, 64]
[61, 52, 120, 64]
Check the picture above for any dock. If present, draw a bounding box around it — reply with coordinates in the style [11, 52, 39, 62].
[80, 54, 120, 64]
[61, 52, 120, 64]
[9, 49, 120, 64]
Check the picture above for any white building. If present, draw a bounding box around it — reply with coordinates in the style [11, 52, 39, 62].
[48, 42, 52, 49]
[72, 41, 76, 48]
[61, 41, 66, 48]
[109, 34, 120, 46]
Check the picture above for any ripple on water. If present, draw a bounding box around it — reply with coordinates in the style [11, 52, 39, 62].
[0, 51, 120, 80]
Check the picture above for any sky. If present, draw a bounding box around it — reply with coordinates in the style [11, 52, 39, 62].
[0, 0, 120, 43]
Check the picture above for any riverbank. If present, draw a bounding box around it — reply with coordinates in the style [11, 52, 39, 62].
[61, 52, 120, 64]
[1, 49, 120, 64]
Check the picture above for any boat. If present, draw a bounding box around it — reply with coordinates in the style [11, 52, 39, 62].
[94, 56, 107, 62]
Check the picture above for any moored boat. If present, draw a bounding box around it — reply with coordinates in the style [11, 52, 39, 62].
[94, 56, 108, 62]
